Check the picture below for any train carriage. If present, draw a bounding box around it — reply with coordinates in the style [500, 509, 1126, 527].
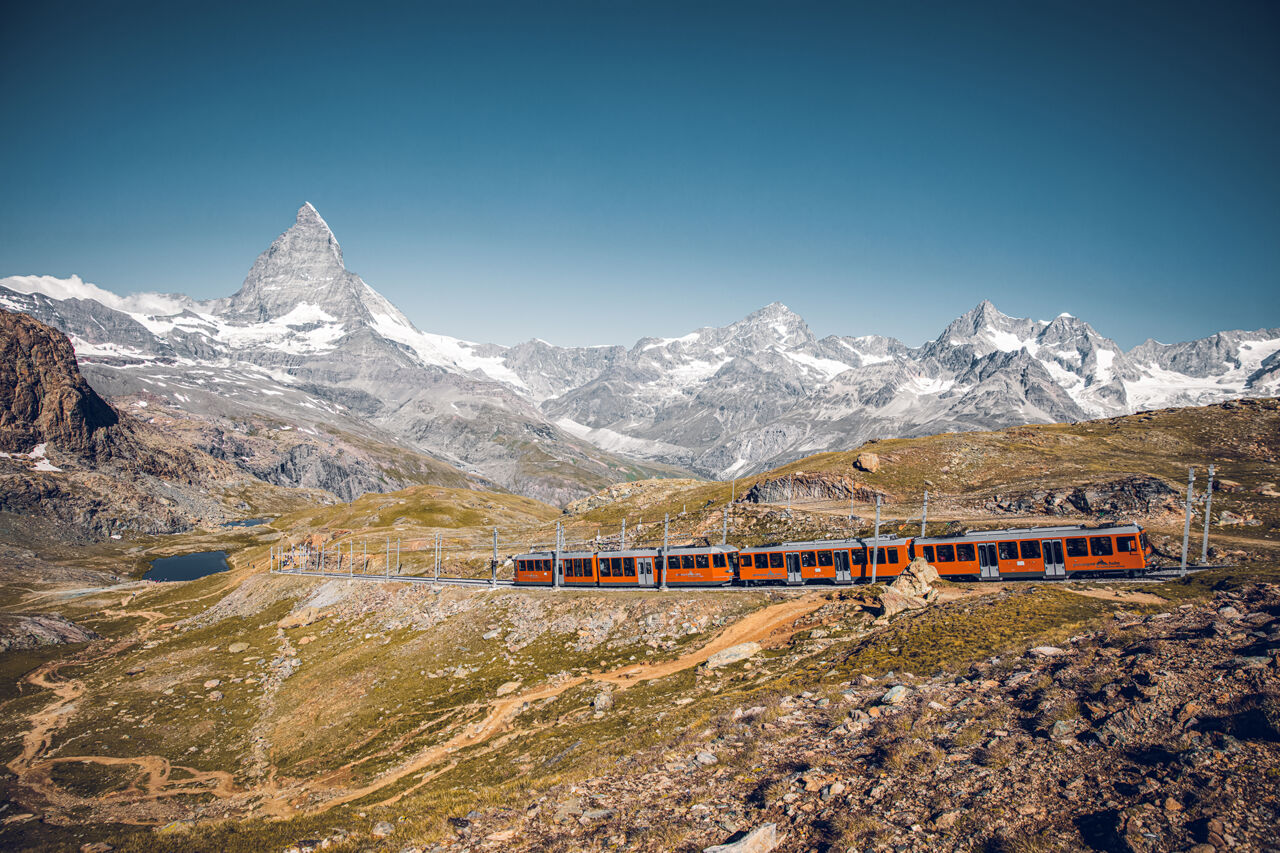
[661, 545, 737, 586]
[512, 551, 555, 586]
[739, 539, 855, 585]
[596, 548, 660, 588]
[915, 523, 1148, 580]
[560, 550, 599, 587]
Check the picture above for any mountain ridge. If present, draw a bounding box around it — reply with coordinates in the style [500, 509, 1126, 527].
[2, 203, 1277, 497]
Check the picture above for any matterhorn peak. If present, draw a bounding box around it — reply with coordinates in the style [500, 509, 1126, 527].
[222, 203, 399, 328]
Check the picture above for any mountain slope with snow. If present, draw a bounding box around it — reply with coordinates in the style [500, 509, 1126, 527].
[3, 203, 1275, 493]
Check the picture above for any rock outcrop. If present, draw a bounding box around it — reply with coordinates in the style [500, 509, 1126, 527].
[0, 308, 119, 458]
[0, 612, 99, 652]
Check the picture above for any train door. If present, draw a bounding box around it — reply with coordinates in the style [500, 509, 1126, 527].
[1042, 540, 1066, 578]
[834, 550, 851, 584]
[636, 557, 653, 586]
[978, 543, 1000, 579]
[785, 553, 802, 585]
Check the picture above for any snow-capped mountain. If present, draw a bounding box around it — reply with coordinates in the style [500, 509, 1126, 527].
[2, 203, 1276, 500]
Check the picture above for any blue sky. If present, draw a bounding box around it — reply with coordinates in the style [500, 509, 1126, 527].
[2, 1, 1277, 347]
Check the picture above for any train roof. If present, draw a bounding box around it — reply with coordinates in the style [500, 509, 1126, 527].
[514, 552, 555, 560]
[665, 544, 739, 555]
[917, 523, 1142, 545]
[597, 548, 661, 558]
[743, 536, 913, 550]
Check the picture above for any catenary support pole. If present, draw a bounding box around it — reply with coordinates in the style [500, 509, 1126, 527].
[921, 490, 929, 537]
[661, 514, 669, 590]
[722, 505, 728, 545]
[553, 523, 561, 588]
[492, 527, 498, 585]
[870, 495, 881, 584]
[1180, 468, 1195, 577]
[396, 539, 401, 574]
[385, 537, 390, 580]
[1201, 464, 1215, 565]
[621, 518, 626, 550]
[349, 540, 354, 576]
[787, 474, 793, 514]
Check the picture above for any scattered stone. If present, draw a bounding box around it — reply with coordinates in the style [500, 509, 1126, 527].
[696, 750, 719, 765]
[881, 685, 910, 705]
[593, 691, 614, 713]
[496, 680, 522, 696]
[1028, 646, 1067, 658]
[298, 636, 316, 646]
[482, 629, 501, 640]
[79, 843, 113, 853]
[582, 807, 616, 820]
[707, 642, 761, 669]
[227, 641, 250, 653]
[125, 665, 145, 676]
[705, 822, 779, 853]
[371, 821, 394, 838]
[206, 690, 223, 701]
[203, 679, 221, 689]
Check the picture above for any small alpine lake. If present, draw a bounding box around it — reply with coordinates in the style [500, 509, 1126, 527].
[145, 551, 230, 582]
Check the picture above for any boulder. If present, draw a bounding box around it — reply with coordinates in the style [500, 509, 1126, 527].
[881, 685, 910, 705]
[371, 821, 394, 838]
[705, 823, 779, 853]
[877, 557, 939, 619]
[593, 691, 614, 712]
[496, 680, 522, 697]
[854, 452, 881, 473]
[278, 607, 324, 630]
[1029, 646, 1068, 658]
[706, 642, 761, 669]
[227, 641, 250, 653]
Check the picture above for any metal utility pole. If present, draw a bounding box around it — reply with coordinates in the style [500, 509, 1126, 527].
[621, 518, 626, 550]
[363, 539, 368, 574]
[1192, 466, 1213, 563]
[870, 495, 881, 584]
[492, 527, 499, 585]
[921, 490, 929, 537]
[787, 474, 793, 514]
[1180, 468, 1195, 577]
[395, 539, 401, 575]
[553, 522, 562, 588]
[722, 505, 728, 545]
[385, 537, 390, 580]
[660, 514, 669, 591]
[434, 534, 441, 582]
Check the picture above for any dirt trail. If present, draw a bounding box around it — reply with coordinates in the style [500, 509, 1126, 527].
[267, 591, 830, 817]
[12, 587, 829, 825]
[6, 596, 239, 824]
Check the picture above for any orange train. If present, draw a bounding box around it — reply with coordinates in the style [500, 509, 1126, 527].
[513, 523, 1151, 587]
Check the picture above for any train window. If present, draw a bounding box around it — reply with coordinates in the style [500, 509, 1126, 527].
[728, 553, 738, 568]
[623, 558, 635, 576]
[801, 551, 816, 567]
[1020, 540, 1041, 559]
[712, 554, 725, 568]
[936, 544, 955, 562]
[1116, 536, 1137, 553]
[923, 545, 935, 562]
[956, 544, 975, 562]
[695, 554, 709, 569]
[850, 549, 866, 565]
[817, 550, 833, 567]
[889, 548, 900, 564]
[769, 552, 784, 569]
[998, 541, 1018, 561]
[1089, 536, 1114, 556]
[1065, 538, 1088, 557]
[740, 553, 754, 568]
[667, 557, 679, 571]
[598, 560, 609, 578]
[680, 555, 694, 569]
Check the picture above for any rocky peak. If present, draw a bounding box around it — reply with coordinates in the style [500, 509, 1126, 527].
[223, 203, 379, 326]
[732, 302, 815, 348]
[0, 308, 120, 457]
